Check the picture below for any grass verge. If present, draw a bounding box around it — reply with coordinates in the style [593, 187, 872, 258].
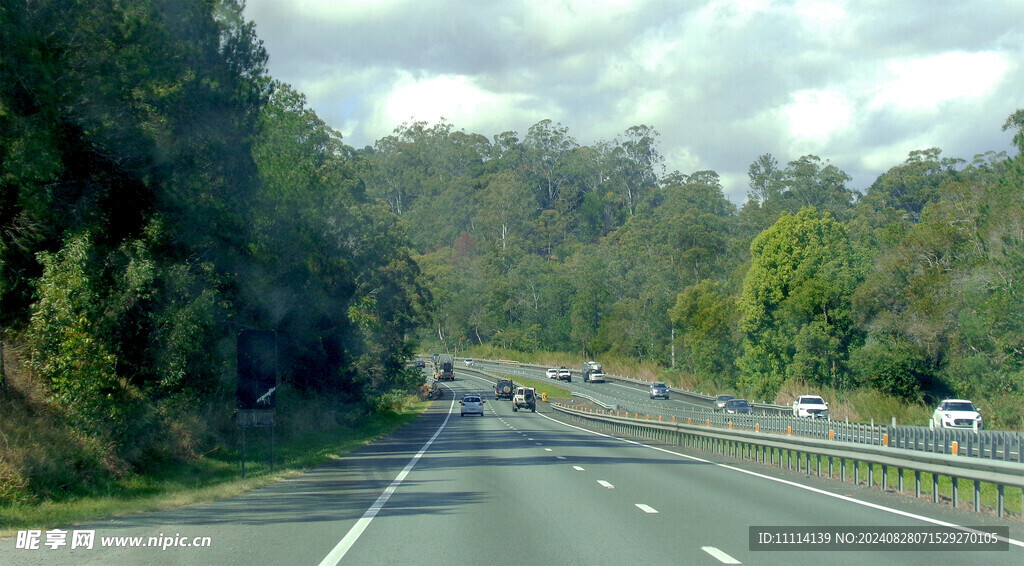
[0, 399, 428, 536]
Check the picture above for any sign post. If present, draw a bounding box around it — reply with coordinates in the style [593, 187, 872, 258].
[237, 330, 277, 477]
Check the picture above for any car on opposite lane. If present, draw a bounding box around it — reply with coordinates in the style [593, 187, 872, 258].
[724, 399, 751, 414]
[714, 394, 735, 411]
[931, 399, 982, 430]
[464, 358, 474, 366]
[546, 368, 558, 379]
[650, 382, 670, 399]
[557, 368, 572, 382]
[460, 394, 485, 417]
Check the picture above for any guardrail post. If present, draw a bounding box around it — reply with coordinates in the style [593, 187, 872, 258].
[816, 454, 821, 477]
[787, 450, 792, 470]
[997, 484, 1004, 517]
[898, 467, 904, 493]
[828, 456, 833, 478]
[867, 462, 873, 487]
[854, 460, 860, 485]
[974, 480, 981, 512]
[932, 473, 939, 503]
[881, 465, 887, 491]
[915, 470, 921, 498]
[840, 458, 846, 482]
[952, 477, 959, 508]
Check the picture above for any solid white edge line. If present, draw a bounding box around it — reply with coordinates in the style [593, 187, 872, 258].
[701, 546, 741, 564]
[536, 412, 1024, 549]
[318, 387, 456, 566]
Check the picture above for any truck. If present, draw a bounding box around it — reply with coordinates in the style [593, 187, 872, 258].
[434, 353, 455, 381]
[581, 361, 604, 383]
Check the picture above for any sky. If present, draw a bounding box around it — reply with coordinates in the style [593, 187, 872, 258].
[242, 0, 1024, 204]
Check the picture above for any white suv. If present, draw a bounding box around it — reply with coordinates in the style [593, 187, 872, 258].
[931, 399, 982, 430]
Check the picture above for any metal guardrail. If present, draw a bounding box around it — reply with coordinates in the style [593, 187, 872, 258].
[553, 403, 1024, 519]
[571, 391, 617, 410]
[469, 357, 1024, 461]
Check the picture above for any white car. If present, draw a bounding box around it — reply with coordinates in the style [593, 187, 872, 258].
[931, 399, 982, 430]
[464, 358, 474, 366]
[546, 368, 558, 379]
[792, 395, 829, 419]
[460, 394, 485, 417]
[557, 368, 572, 382]
[586, 372, 605, 383]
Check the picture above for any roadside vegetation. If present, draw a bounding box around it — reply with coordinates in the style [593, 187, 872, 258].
[0, 376, 426, 534]
[1, 1, 426, 511]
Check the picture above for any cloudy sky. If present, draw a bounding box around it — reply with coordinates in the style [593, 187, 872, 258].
[243, 0, 1024, 203]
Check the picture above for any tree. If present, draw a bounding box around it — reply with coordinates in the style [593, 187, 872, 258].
[738, 207, 863, 400]
[670, 280, 740, 380]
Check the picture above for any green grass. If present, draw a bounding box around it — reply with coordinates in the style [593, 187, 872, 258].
[0, 400, 428, 535]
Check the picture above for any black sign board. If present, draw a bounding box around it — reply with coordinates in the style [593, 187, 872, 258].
[237, 330, 277, 410]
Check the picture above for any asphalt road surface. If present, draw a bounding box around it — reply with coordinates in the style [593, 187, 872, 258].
[3, 369, 1022, 565]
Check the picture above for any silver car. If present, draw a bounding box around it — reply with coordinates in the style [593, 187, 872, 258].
[460, 394, 485, 417]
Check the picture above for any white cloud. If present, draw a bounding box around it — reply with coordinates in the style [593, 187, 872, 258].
[367, 71, 555, 140]
[870, 51, 1010, 112]
[782, 89, 854, 145]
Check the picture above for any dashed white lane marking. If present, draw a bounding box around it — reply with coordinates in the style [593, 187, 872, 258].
[535, 442, 543, 446]
[597, 480, 614, 489]
[527, 438, 534, 440]
[635, 504, 658, 514]
[544, 448, 552, 452]
[573, 466, 585, 471]
[701, 546, 741, 564]
[556, 456, 566, 460]
[534, 412, 1024, 549]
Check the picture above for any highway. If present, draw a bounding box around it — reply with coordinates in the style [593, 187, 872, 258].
[3, 369, 1022, 565]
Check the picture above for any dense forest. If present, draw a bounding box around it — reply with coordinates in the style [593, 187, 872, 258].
[2, 0, 1023, 506]
[0, 0, 425, 501]
[365, 115, 1024, 428]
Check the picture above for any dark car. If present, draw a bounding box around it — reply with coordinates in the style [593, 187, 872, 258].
[650, 382, 670, 399]
[713, 394, 735, 411]
[414, 360, 426, 368]
[494, 379, 515, 400]
[723, 399, 751, 414]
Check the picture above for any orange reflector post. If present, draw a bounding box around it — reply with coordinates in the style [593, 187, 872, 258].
[829, 430, 834, 440]
[787, 426, 792, 435]
[951, 441, 959, 455]
[755, 423, 760, 432]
